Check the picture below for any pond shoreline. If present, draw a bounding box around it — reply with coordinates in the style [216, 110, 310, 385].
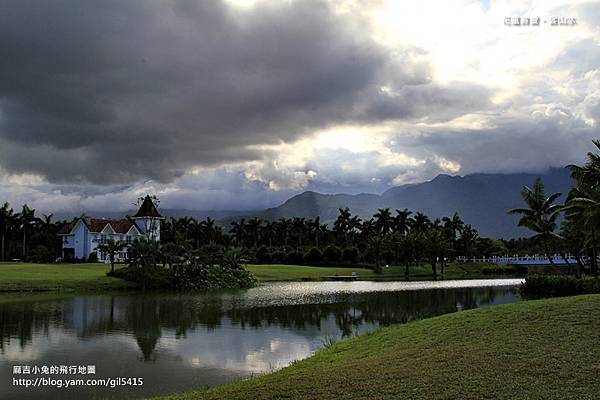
[0, 281, 520, 399]
[0, 262, 524, 296]
[154, 294, 600, 400]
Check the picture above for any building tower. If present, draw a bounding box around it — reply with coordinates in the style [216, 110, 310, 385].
[132, 195, 163, 241]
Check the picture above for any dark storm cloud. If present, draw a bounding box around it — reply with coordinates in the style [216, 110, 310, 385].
[390, 115, 598, 176]
[0, 0, 490, 184]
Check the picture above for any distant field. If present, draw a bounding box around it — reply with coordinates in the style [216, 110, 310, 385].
[0, 262, 134, 293]
[245, 262, 512, 282]
[246, 264, 377, 281]
[0, 261, 513, 294]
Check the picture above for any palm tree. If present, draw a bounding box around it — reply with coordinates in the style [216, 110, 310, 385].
[564, 186, 600, 274]
[202, 217, 218, 243]
[443, 212, 464, 240]
[374, 208, 393, 236]
[393, 209, 413, 236]
[564, 141, 600, 275]
[246, 217, 262, 248]
[275, 218, 291, 246]
[262, 221, 276, 247]
[188, 219, 204, 249]
[98, 239, 125, 274]
[230, 219, 247, 246]
[17, 204, 37, 259]
[334, 208, 352, 245]
[412, 212, 431, 232]
[460, 225, 479, 260]
[508, 178, 562, 265]
[222, 247, 245, 269]
[291, 217, 306, 247]
[560, 214, 587, 277]
[308, 217, 326, 248]
[0, 202, 13, 262]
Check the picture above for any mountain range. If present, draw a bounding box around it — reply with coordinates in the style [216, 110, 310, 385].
[228, 167, 573, 239]
[55, 168, 573, 239]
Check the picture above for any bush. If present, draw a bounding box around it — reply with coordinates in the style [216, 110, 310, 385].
[171, 262, 257, 290]
[341, 246, 360, 264]
[304, 247, 323, 264]
[29, 245, 56, 263]
[270, 250, 287, 263]
[255, 245, 272, 264]
[88, 252, 98, 263]
[322, 244, 342, 264]
[110, 261, 257, 291]
[285, 250, 304, 265]
[519, 275, 600, 299]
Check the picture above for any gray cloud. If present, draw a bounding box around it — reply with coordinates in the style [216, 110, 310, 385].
[0, 0, 491, 184]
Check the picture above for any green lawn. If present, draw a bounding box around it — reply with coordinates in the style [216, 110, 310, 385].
[0, 262, 135, 292]
[246, 262, 516, 282]
[156, 294, 600, 400]
[0, 262, 516, 294]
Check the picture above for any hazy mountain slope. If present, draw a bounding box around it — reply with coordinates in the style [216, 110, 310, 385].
[241, 168, 572, 238]
[380, 168, 572, 238]
[54, 168, 573, 239]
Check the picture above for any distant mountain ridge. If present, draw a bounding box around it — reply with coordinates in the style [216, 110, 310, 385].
[53, 168, 573, 239]
[52, 209, 255, 224]
[232, 168, 573, 239]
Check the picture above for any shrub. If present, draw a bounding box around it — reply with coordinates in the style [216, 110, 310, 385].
[111, 261, 257, 291]
[519, 275, 600, 299]
[171, 262, 257, 290]
[29, 245, 56, 263]
[322, 244, 342, 264]
[341, 246, 360, 263]
[88, 252, 98, 263]
[255, 245, 272, 264]
[270, 249, 287, 263]
[381, 249, 395, 265]
[285, 250, 304, 265]
[304, 247, 323, 264]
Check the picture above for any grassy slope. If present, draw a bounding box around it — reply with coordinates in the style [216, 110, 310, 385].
[158, 295, 600, 400]
[0, 262, 135, 292]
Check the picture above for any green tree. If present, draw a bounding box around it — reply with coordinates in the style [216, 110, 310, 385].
[508, 178, 562, 266]
[17, 204, 38, 259]
[98, 239, 125, 274]
[564, 141, 600, 275]
[334, 208, 352, 245]
[230, 218, 247, 246]
[0, 202, 13, 261]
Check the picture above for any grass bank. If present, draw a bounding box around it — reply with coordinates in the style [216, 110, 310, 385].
[0, 262, 135, 293]
[157, 294, 600, 400]
[0, 262, 519, 294]
[247, 261, 516, 282]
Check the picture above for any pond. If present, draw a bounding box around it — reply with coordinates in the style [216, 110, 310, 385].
[0, 279, 522, 399]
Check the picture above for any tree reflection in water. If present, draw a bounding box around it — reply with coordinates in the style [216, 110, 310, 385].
[0, 285, 516, 361]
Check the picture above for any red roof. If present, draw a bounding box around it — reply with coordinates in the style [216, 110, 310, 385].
[57, 218, 140, 235]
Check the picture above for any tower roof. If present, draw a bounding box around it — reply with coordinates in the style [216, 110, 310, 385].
[133, 195, 162, 218]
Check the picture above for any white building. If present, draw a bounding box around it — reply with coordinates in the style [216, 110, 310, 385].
[58, 195, 163, 262]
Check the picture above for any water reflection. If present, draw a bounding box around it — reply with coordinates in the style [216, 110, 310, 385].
[0, 280, 520, 399]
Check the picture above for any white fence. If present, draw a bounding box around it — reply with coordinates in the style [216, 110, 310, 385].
[457, 255, 586, 265]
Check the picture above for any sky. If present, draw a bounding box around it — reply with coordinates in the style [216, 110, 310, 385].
[0, 0, 598, 214]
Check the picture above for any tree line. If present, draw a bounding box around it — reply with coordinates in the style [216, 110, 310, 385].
[508, 140, 600, 276]
[1, 140, 599, 278]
